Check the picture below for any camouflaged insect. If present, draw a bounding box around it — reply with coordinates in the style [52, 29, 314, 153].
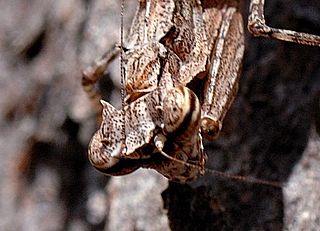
[88, 57, 207, 182]
[122, 0, 245, 140]
[85, 0, 244, 183]
[83, 0, 320, 183]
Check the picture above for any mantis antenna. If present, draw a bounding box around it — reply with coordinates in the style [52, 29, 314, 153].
[158, 149, 282, 188]
[120, 0, 126, 144]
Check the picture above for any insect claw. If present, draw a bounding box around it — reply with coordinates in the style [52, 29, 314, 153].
[121, 143, 127, 155]
[200, 117, 221, 140]
[100, 99, 108, 107]
[154, 134, 166, 151]
[155, 105, 163, 111]
[101, 137, 110, 144]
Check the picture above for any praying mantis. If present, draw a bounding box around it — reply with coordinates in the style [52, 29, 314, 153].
[82, 0, 320, 184]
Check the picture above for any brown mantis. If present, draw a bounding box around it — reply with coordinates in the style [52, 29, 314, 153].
[82, 0, 320, 184]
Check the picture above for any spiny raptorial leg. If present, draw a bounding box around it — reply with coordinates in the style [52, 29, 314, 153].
[248, 0, 320, 46]
[82, 44, 120, 122]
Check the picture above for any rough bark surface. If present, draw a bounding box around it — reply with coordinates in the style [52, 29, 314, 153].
[0, 0, 319, 231]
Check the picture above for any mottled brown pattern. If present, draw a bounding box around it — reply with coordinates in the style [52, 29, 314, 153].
[1, 0, 320, 230]
[201, 5, 244, 139]
[248, 0, 320, 46]
[84, 0, 320, 184]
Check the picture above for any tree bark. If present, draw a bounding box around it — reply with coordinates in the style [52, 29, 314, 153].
[0, 0, 319, 230]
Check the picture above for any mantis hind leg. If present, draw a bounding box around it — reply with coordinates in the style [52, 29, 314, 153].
[82, 44, 120, 122]
[248, 0, 320, 46]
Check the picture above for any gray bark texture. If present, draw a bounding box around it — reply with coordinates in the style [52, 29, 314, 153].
[0, 0, 319, 230]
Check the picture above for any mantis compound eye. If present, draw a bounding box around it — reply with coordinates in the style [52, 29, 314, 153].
[200, 117, 221, 140]
[88, 100, 125, 171]
[88, 132, 121, 170]
[88, 131, 139, 176]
